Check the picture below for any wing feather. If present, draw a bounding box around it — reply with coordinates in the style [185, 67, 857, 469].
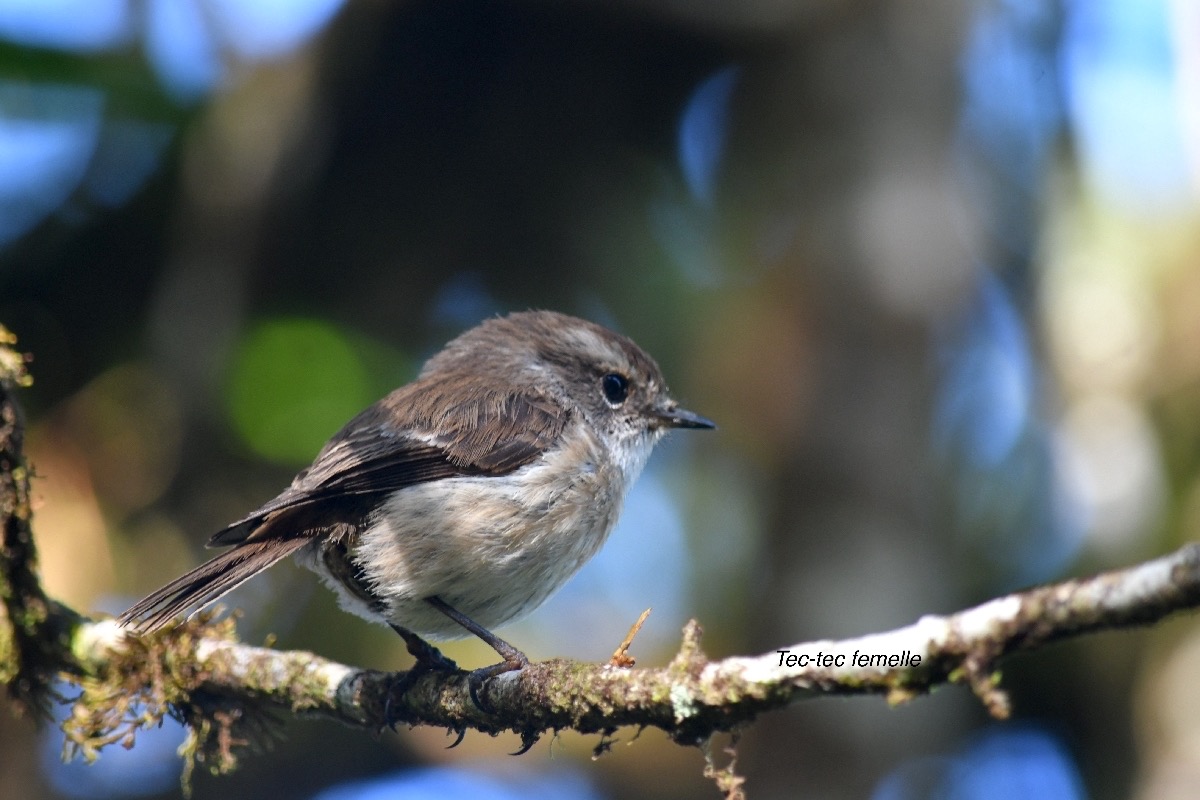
[119, 377, 568, 631]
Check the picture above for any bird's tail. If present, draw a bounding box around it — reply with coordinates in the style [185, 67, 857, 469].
[117, 538, 310, 633]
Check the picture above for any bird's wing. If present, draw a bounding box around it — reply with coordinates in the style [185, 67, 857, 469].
[210, 382, 568, 545]
[118, 381, 568, 631]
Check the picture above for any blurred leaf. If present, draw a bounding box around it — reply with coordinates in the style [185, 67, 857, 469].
[0, 43, 183, 119]
[226, 317, 388, 465]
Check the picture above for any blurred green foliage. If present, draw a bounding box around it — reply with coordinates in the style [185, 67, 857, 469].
[225, 317, 412, 465]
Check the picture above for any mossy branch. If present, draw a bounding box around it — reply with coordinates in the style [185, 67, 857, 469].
[5, 326, 1200, 794]
[0, 327, 83, 718]
[55, 542, 1200, 756]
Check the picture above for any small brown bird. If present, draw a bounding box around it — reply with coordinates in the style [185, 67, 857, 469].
[119, 310, 714, 707]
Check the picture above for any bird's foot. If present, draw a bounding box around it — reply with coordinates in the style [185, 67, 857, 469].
[384, 626, 460, 730]
[467, 650, 529, 713]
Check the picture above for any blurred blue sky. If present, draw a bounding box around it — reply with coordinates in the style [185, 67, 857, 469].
[0, 0, 348, 247]
[0, 0, 132, 51]
[1061, 0, 1196, 209]
[872, 726, 1087, 800]
[40, 683, 186, 799]
[311, 765, 604, 800]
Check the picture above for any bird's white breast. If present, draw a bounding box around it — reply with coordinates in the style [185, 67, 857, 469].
[300, 420, 656, 638]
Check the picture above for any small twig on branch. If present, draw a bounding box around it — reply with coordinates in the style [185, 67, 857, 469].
[610, 607, 652, 667]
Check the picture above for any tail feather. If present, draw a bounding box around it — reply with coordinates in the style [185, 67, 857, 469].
[118, 537, 311, 632]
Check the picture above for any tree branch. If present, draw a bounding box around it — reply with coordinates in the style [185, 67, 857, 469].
[58, 542, 1200, 755]
[4, 327, 1200, 791]
[0, 327, 82, 718]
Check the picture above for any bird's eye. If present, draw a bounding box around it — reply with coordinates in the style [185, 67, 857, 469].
[601, 373, 629, 405]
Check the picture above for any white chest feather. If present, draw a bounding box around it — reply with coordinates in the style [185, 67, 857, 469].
[300, 422, 656, 638]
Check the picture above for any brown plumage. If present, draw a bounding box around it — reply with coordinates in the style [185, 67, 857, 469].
[118, 387, 567, 630]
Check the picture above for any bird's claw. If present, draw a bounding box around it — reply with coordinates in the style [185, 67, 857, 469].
[465, 653, 528, 713]
[446, 725, 467, 749]
[510, 729, 540, 756]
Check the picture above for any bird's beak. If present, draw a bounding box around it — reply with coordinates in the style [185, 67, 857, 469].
[653, 404, 717, 430]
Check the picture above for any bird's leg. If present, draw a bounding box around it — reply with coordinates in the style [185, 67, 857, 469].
[384, 622, 459, 730]
[426, 596, 529, 711]
[391, 623, 459, 672]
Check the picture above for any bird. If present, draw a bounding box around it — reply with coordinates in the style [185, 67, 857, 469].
[118, 310, 715, 709]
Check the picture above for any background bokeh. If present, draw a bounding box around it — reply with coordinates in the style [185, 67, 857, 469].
[2, 0, 1199, 798]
